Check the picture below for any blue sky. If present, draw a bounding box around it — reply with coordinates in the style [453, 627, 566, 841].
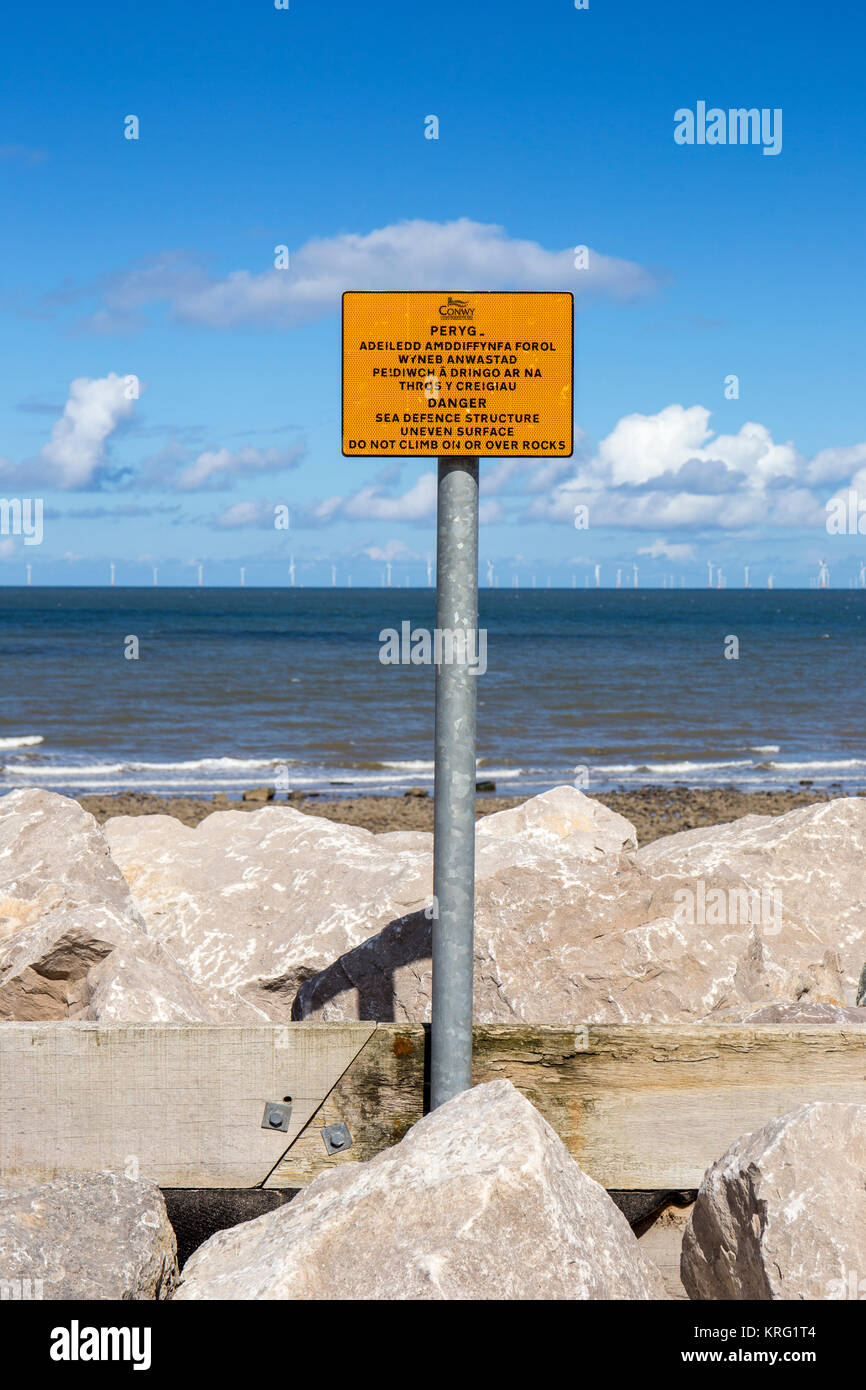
[1, 0, 864, 587]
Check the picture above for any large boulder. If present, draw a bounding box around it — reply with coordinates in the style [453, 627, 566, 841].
[0, 788, 145, 1019]
[103, 788, 637, 1021]
[81, 936, 261, 1024]
[0, 785, 641, 1024]
[103, 807, 434, 1018]
[294, 854, 843, 1025]
[0, 789, 238, 1023]
[474, 785, 637, 878]
[0, 1170, 178, 1300]
[636, 798, 866, 1000]
[682, 1102, 866, 1300]
[175, 1080, 666, 1300]
[0, 786, 143, 944]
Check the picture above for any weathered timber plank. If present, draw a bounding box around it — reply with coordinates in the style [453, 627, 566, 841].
[3, 1023, 865, 1191]
[267, 1025, 428, 1186]
[268, 1023, 866, 1189]
[0, 1023, 374, 1187]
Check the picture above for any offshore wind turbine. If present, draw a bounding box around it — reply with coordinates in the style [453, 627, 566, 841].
[594, 563, 601, 589]
[859, 561, 866, 589]
[386, 562, 392, 588]
[331, 564, 337, 587]
[716, 567, 725, 588]
[486, 559, 495, 587]
[819, 559, 829, 589]
[768, 573, 774, 589]
[239, 567, 246, 587]
[109, 562, 116, 587]
[426, 556, 433, 587]
[633, 563, 638, 589]
[25, 563, 31, 586]
[616, 567, 622, 589]
[289, 555, 296, 588]
[197, 564, 203, 587]
[744, 565, 750, 589]
[152, 567, 158, 587]
[707, 561, 714, 588]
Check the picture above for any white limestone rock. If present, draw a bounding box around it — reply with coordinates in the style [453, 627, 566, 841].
[175, 1080, 666, 1301]
[0, 1170, 177, 1300]
[636, 797, 866, 1000]
[294, 855, 843, 1025]
[682, 1101, 866, 1300]
[104, 806, 434, 1018]
[474, 785, 638, 878]
[0, 789, 232, 1022]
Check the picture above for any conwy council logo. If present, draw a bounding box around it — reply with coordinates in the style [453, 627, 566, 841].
[438, 296, 474, 319]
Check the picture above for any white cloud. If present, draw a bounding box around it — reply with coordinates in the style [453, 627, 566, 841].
[564, 405, 800, 498]
[177, 443, 304, 491]
[82, 220, 658, 331]
[596, 405, 714, 488]
[480, 453, 579, 499]
[533, 404, 848, 532]
[805, 443, 866, 486]
[341, 472, 437, 523]
[362, 539, 413, 562]
[213, 501, 273, 529]
[479, 499, 504, 524]
[38, 373, 138, 488]
[209, 405, 866, 557]
[638, 538, 697, 562]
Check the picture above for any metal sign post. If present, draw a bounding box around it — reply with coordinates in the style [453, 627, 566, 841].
[341, 289, 573, 1112]
[430, 456, 479, 1109]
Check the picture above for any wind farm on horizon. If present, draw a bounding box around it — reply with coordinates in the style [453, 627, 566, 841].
[8, 557, 866, 590]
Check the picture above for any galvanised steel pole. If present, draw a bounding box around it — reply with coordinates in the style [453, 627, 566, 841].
[431, 455, 479, 1110]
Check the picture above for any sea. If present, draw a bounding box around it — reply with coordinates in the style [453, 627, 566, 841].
[0, 587, 863, 799]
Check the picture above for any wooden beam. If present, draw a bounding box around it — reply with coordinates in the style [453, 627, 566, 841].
[269, 1025, 428, 1186]
[269, 1023, 866, 1190]
[0, 1022, 374, 1187]
[2, 1023, 866, 1191]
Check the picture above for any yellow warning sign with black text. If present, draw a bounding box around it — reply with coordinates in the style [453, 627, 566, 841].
[342, 291, 573, 457]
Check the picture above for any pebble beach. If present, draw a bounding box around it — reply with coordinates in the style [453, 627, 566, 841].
[77, 784, 858, 846]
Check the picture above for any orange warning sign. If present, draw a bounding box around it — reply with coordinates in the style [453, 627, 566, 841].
[342, 291, 573, 457]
